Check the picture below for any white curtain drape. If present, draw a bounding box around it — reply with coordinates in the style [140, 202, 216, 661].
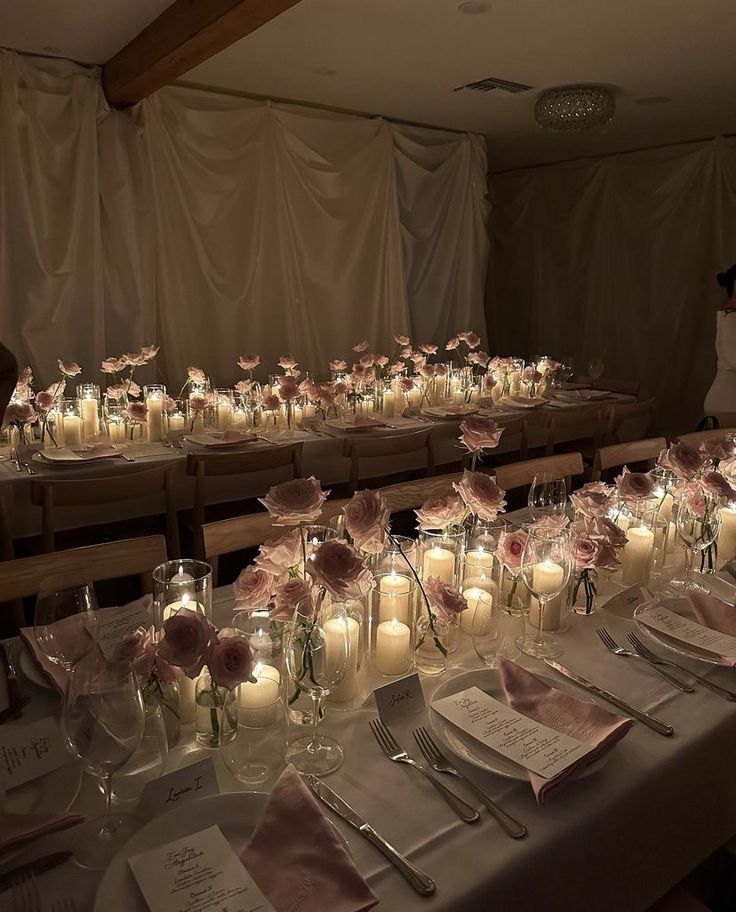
[0, 51, 489, 388]
[489, 137, 736, 434]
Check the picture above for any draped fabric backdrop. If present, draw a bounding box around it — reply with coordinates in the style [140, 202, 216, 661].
[488, 136, 736, 435]
[0, 51, 489, 387]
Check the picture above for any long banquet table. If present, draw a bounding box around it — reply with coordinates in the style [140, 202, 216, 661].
[3, 511, 736, 912]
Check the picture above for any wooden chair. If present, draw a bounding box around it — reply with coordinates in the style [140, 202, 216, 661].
[342, 429, 436, 495]
[590, 437, 667, 481]
[494, 452, 585, 494]
[0, 535, 167, 629]
[543, 405, 604, 457]
[578, 375, 641, 397]
[603, 397, 656, 444]
[674, 428, 736, 447]
[30, 464, 180, 557]
[186, 444, 303, 558]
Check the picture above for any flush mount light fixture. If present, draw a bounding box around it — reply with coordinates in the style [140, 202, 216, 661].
[534, 84, 615, 131]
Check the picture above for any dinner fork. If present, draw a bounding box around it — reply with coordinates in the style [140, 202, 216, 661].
[628, 632, 736, 702]
[369, 720, 479, 823]
[596, 627, 693, 692]
[11, 870, 40, 912]
[412, 727, 527, 839]
[14, 452, 37, 476]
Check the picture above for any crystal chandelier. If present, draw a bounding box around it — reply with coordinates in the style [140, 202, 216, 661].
[534, 85, 615, 132]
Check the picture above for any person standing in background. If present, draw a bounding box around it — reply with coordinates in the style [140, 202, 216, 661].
[0, 342, 18, 420]
[704, 264, 736, 427]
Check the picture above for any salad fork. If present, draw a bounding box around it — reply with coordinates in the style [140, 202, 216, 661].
[596, 627, 693, 692]
[412, 726, 527, 839]
[628, 632, 736, 702]
[369, 719, 479, 823]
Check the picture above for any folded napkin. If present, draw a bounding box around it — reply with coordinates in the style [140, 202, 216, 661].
[187, 430, 256, 447]
[241, 765, 378, 912]
[497, 656, 633, 803]
[351, 415, 387, 429]
[689, 592, 736, 665]
[39, 444, 122, 463]
[500, 395, 546, 408]
[0, 811, 84, 854]
[576, 389, 609, 400]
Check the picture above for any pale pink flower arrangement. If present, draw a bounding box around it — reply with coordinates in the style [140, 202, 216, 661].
[570, 481, 614, 518]
[307, 539, 373, 601]
[494, 528, 528, 576]
[699, 437, 736, 465]
[272, 577, 313, 621]
[453, 470, 507, 521]
[233, 566, 275, 608]
[278, 355, 298, 371]
[330, 360, 348, 372]
[343, 489, 390, 554]
[255, 529, 303, 578]
[459, 416, 503, 469]
[57, 360, 82, 377]
[657, 443, 705, 480]
[615, 470, 655, 503]
[238, 355, 261, 373]
[424, 577, 468, 624]
[352, 340, 369, 353]
[415, 494, 466, 532]
[260, 477, 329, 525]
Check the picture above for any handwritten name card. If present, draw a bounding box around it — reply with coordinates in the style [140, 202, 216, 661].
[139, 757, 219, 821]
[373, 672, 425, 725]
[0, 716, 72, 789]
[639, 604, 736, 658]
[431, 686, 593, 779]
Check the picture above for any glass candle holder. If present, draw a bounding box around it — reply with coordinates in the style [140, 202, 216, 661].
[153, 559, 213, 627]
[104, 403, 127, 446]
[369, 573, 416, 679]
[458, 553, 499, 635]
[41, 406, 64, 448]
[375, 535, 418, 575]
[61, 398, 83, 448]
[214, 388, 235, 429]
[718, 501, 736, 568]
[419, 528, 464, 586]
[195, 671, 237, 748]
[222, 708, 286, 784]
[232, 608, 284, 696]
[144, 384, 166, 443]
[325, 600, 364, 710]
[302, 524, 339, 573]
[231, 400, 250, 429]
[166, 399, 187, 440]
[76, 384, 100, 442]
[620, 506, 657, 588]
[414, 613, 449, 676]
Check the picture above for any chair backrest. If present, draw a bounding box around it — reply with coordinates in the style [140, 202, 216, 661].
[591, 436, 667, 481]
[0, 534, 168, 605]
[543, 406, 603, 456]
[342, 429, 435, 495]
[495, 415, 528, 460]
[494, 452, 585, 492]
[674, 428, 736, 447]
[578, 375, 641, 397]
[603, 397, 656, 443]
[30, 464, 180, 556]
[378, 473, 462, 515]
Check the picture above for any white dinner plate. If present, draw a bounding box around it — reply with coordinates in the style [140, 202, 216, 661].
[633, 594, 731, 667]
[422, 405, 478, 419]
[429, 668, 608, 780]
[94, 791, 269, 912]
[19, 645, 55, 689]
[324, 417, 394, 432]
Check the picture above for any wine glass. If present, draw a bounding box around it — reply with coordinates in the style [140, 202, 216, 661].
[560, 357, 575, 388]
[34, 582, 99, 670]
[61, 662, 145, 869]
[587, 356, 605, 382]
[528, 475, 568, 521]
[284, 595, 349, 775]
[671, 493, 722, 593]
[517, 527, 573, 659]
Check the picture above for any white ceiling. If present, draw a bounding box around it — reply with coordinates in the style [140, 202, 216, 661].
[2, 0, 736, 170]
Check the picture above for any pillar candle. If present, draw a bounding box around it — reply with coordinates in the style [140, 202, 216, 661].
[108, 421, 126, 445]
[491, 383, 503, 404]
[216, 401, 233, 430]
[168, 414, 185, 432]
[326, 616, 360, 704]
[407, 388, 421, 408]
[378, 572, 412, 624]
[374, 619, 411, 676]
[465, 549, 494, 572]
[422, 545, 455, 584]
[382, 390, 395, 417]
[529, 560, 565, 630]
[718, 505, 736, 567]
[238, 663, 280, 727]
[453, 389, 465, 404]
[460, 585, 496, 633]
[147, 396, 165, 442]
[80, 398, 99, 440]
[622, 525, 654, 586]
[231, 408, 248, 428]
[63, 415, 82, 447]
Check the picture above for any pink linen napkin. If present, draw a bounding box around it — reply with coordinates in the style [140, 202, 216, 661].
[689, 592, 736, 665]
[205, 430, 257, 446]
[351, 415, 387, 429]
[501, 395, 546, 408]
[0, 811, 84, 854]
[497, 656, 633, 804]
[241, 765, 378, 912]
[78, 444, 121, 459]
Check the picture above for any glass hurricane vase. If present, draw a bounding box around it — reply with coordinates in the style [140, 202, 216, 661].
[195, 670, 238, 748]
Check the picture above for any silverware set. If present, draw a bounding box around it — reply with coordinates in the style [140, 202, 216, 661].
[596, 627, 693, 692]
[10, 449, 37, 475]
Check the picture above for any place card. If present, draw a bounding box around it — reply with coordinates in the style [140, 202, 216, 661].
[129, 825, 275, 912]
[604, 585, 647, 618]
[638, 604, 736, 658]
[373, 672, 425, 725]
[88, 597, 153, 658]
[139, 757, 219, 821]
[431, 686, 594, 779]
[0, 716, 71, 789]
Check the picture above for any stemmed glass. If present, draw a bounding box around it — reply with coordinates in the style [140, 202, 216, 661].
[587, 356, 605, 381]
[560, 357, 575, 388]
[34, 582, 99, 670]
[61, 662, 145, 869]
[284, 595, 349, 776]
[517, 527, 573, 659]
[671, 492, 722, 593]
[528, 475, 568, 521]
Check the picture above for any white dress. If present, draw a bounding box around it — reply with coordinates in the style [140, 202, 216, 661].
[704, 310, 736, 414]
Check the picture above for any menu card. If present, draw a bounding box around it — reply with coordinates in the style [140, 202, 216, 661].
[0, 716, 72, 788]
[87, 598, 153, 658]
[432, 686, 594, 779]
[638, 604, 736, 658]
[129, 825, 275, 912]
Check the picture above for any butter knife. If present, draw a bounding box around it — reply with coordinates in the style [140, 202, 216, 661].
[304, 776, 435, 896]
[0, 851, 72, 893]
[545, 659, 674, 737]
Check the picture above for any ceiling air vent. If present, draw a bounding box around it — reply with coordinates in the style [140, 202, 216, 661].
[454, 76, 532, 94]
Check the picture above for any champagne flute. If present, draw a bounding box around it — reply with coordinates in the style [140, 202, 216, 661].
[34, 581, 99, 670]
[284, 595, 349, 776]
[671, 492, 722, 592]
[528, 475, 568, 521]
[61, 662, 145, 869]
[517, 527, 573, 659]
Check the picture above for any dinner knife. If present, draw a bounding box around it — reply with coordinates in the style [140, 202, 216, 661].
[304, 775, 435, 896]
[544, 659, 674, 737]
[1, 642, 23, 706]
[0, 851, 73, 893]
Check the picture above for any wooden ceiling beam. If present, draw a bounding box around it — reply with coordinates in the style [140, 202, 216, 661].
[102, 0, 304, 107]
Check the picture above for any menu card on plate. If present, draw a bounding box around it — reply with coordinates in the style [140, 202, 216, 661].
[432, 686, 594, 779]
[129, 825, 275, 912]
[638, 604, 736, 657]
[0, 716, 71, 788]
[87, 598, 153, 658]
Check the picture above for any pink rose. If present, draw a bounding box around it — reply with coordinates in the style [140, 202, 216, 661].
[256, 529, 302, 576]
[459, 416, 503, 453]
[58, 360, 81, 377]
[658, 443, 705, 480]
[680, 481, 707, 519]
[126, 401, 148, 422]
[399, 376, 414, 393]
[571, 529, 601, 572]
[701, 471, 736, 501]
[3, 402, 37, 426]
[425, 577, 467, 623]
[330, 360, 348, 372]
[388, 362, 404, 375]
[233, 566, 274, 607]
[352, 340, 369, 353]
[399, 347, 412, 359]
[17, 366, 33, 384]
[453, 470, 507, 521]
[468, 351, 490, 367]
[435, 363, 448, 376]
[307, 539, 373, 600]
[238, 355, 261, 371]
[127, 380, 142, 399]
[418, 343, 438, 355]
[234, 380, 251, 398]
[445, 336, 460, 351]
[105, 383, 126, 401]
[318, 388, 335, 410]
[260, 476, 329, 525]
[333, 381, 348, 396]
[570, 482, 614, 518]
[394, 335, 411, 346]
[588, 515, 628, 549]
[273, 577, 313, 621]
[410, 352, 426, 366]
[465, 332, 481, 349]
[615, 470, 655, 502]
[415, 494, 466, 531]
[122, 350, 146, 366]
[278, 355, 298, 370]
[375, 355, 389, 368]
[419, 364, 435, 379]
[158, 608, 213, 678]
[101, 357, 125, 374]
[138, 344, 159, 362]
[700, 437, 736, 463]
[277, 376, 299, 401]
[495, 529, 528, 575]
[344, 489, 390, 553]
[189, 392, 212, 413]
[187, 366, 206, 383]
[359, 354, 375, 368]
[35, 391, 55, 411]
[208, 635, 256, 689]
[522, 365, 535, 381]
[262, 394, 281, 411]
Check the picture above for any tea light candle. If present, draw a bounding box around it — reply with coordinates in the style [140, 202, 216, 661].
[622, 525, 654, 586]
[146, 394, 164, 442]
[422, 545, 455, 584]
[718, 504, 736, 567]
[378, 572, 411, 624]
[80, 397, 99, 440]
[374, 619, 411, 676]
[465, 549, 494, 572]
[238, 663, 280, 727]
[63, 415, 82, 447]
[326, 616, 360, 704]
